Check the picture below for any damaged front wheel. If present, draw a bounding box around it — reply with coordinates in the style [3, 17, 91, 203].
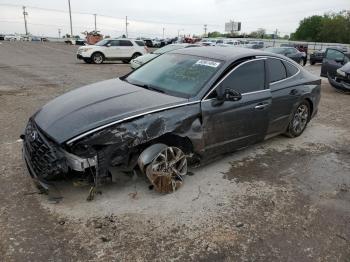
[145, 146, 187, 193]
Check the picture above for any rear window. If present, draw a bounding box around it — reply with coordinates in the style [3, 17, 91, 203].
[135, 40, 145, 46]
[267, 58, 287, 83]
[283, 61, 299, 77]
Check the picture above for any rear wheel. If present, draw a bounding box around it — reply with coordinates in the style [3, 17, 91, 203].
[91, 52, 104, 64]
[310, 60, 315, 65]
[131, 53, 141, 60]
[285, 101, 310, 137]
[145, 146, 187, 193]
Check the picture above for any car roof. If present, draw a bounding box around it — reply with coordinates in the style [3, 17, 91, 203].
[170, 46, 278, 62]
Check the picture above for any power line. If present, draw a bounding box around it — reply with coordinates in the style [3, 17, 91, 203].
[0, 3, 221, 28]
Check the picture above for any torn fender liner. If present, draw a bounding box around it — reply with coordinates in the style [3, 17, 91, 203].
[138, 143, 168, 173]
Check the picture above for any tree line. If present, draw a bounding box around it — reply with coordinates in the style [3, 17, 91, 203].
[291, 11, 350, 44]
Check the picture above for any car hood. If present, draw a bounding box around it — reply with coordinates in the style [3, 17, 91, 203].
[134, 53, 159, 63]
[34, 78, 187, 144]
[340, 62, 350, 73]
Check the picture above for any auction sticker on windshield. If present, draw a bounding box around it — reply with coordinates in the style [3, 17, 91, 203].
[195, 60, 220, 68]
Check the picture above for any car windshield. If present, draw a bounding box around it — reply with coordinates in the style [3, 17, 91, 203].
[124, 54, 222, 98]
[265, 47, 286, 54]
[154, 45, 184, 54]
[94, 39, 110, 46]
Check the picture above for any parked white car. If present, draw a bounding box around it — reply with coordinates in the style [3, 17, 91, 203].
[4, 34, 21, 41]
[77, 38, 148, 64]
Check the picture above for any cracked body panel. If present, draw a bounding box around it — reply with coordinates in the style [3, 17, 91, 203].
[71, 104, 203, 171]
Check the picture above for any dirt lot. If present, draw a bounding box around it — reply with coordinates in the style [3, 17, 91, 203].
[0, 41, 349, 262]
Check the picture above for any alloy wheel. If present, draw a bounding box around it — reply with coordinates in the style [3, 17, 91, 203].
[93, 54, 103, 64]
[146, 146, 187, 193]
[292, 104, 309, 134]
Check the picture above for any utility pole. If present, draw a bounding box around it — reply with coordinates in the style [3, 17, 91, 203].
[177, 29, 183, 38]
[204, 24, 207, 37]
[125, 16, 129, 38]
[162, 27, 165, 38]
[68, 0, 73, 37]
[94, 14, 97, 31]
[58, 28, 61, 38]
[22, 6, 28, 36]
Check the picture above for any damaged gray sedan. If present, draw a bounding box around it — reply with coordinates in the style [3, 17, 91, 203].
[22, 47, 321, 199]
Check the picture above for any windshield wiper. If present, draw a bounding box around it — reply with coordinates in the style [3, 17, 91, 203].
[133, 83, 165, 94]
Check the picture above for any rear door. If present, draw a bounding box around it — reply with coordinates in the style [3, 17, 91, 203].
[119, 40, 135, 58]
[201, 59, 271, 155]
[266, 58, 301, 135]
[321, 48, 349, 77]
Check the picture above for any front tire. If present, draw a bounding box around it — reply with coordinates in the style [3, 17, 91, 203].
[91, 52, 104, 64]
[285, 101, 310, 138]
[145, 146, 187, 193]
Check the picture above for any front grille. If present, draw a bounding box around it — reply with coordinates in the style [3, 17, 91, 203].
[24, 120, 67, 179]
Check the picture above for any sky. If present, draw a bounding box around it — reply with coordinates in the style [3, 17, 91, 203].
[0, 0, 349, 38]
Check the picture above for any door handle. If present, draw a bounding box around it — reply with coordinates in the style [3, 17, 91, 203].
[254, 102, 269, 110]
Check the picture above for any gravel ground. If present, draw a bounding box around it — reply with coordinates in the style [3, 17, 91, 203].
[0, 41, 349, 262]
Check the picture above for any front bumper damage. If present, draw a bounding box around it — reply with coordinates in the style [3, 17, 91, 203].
[22, 119, 96, 193]
[330, 73, 350, 93]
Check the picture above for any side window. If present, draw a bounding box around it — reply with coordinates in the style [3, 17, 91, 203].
[135, 40, 145, 46]
[109, 40, 120, 46]
[219, 60, 265, 94]
[267, 58, 287, 83]
[119, 40, 133, 46]
[283, 61, 299, 77]
[326, 49, 345, 60]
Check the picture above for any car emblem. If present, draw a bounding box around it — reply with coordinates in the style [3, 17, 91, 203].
[29, 130, 38, 142]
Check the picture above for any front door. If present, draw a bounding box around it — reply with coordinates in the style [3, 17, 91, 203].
[103, 40, 122, 59]
[201, 59, 271, 156]
[321, 48, 349, 78]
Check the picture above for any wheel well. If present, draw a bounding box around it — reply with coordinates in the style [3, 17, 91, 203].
[132, 52, 142, 57]
[304, 98, 313, 120]
[151, 133, 194, 154]
[91, 51, 105, 58]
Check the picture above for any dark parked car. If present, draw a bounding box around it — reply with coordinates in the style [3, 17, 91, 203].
[143, 39, 153, 48]
[22, 47, 321, 199]
[310, 46, 349, 65]
[281, 43, 308, 65]
[310, 49, 325, 65]
[0, 34, 4, 40]
[245, 41, 264, 49]
[265, 47, 305, 66]
[321, 48, 350, 93]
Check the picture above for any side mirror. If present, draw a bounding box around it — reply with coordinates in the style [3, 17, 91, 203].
[106, 43, 111, 47]
[213, 88, 242, 106]
[223, 88, 242, 101]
